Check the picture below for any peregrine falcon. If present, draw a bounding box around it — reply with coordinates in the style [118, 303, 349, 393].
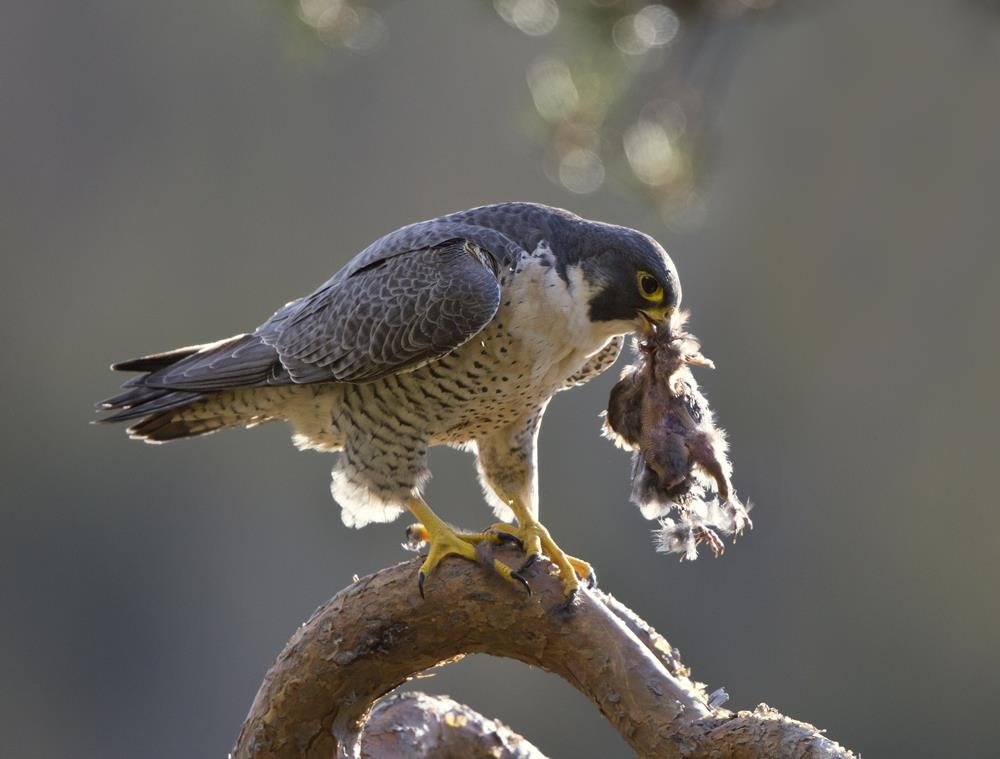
[98, 203, 680, 596]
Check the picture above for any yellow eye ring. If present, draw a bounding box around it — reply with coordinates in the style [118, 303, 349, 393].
[637, 271, 664, 302]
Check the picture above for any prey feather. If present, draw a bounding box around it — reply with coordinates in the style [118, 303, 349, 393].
[603, 311, 751, 560]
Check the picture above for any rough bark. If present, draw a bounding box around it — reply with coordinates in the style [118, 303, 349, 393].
[233, 544, 855, 758]
[360, 692, 548, 758]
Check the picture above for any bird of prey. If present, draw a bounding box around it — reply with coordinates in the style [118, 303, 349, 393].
[98, 202, 680, 596]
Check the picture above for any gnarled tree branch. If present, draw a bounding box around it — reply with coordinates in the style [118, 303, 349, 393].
[233, 544, 855, 758]
[361, 692, 547, 758]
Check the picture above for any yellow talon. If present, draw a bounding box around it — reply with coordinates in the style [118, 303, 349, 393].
[406, 500, 595, 596]
[566, 555, 596, 587]
[485, 521, 594, 596]
[404, 499, 528, 598]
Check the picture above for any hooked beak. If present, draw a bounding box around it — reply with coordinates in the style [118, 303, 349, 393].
[638, 306, 673, 336]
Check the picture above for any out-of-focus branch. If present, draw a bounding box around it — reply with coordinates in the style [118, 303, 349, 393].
[232, 543, 855, 758]
[277, 1, 786, 221]
[360, 692, 548, 758]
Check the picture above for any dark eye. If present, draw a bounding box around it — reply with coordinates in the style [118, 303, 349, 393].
[636, 270, 665, 302]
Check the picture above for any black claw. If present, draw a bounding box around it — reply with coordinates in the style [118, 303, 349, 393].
[417, 571, 426, 599]
[511, 571, 531, 596]
[586, 568, 598, 590]
[550, 590, 581, 618]
[519, 553, 540, 572]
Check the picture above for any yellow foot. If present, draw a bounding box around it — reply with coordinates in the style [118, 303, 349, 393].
[480, 521, 595, 596]
[404, 522, 529, 598]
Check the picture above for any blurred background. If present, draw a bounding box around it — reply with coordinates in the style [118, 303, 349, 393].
[2, 1, 999, 756]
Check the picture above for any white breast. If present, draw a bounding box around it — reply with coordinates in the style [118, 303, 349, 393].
[489, 243, 630, 388]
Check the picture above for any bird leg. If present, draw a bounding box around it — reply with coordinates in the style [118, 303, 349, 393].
[404, 498, 529, 598]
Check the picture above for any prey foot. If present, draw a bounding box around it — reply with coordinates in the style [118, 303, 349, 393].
[693, 525, 724, 558]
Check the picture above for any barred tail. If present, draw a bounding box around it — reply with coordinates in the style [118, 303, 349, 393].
[96, 338, 279, 443]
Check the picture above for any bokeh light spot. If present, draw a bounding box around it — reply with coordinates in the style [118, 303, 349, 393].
[298, 0, 385, 52]
[613, 5, 679, 56]
[624, 119, 681, 186]
[558, 148, 605, 194]
[494, 0, 560, 37]
[527, 56, 580, 122]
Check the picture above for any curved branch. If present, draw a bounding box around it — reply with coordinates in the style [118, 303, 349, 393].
[361, 692, 547, 758]
[232, 544, 855, 758]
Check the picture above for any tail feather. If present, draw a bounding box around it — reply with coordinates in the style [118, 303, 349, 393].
[126, 413, 234, 443]
[98, 388, 204, 423]
[111, 346, 201, 373]
[98, 335, 281, 443]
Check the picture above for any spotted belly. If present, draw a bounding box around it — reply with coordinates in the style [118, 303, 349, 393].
[396, 345, 559, 444]
[286, 248, 628, 454]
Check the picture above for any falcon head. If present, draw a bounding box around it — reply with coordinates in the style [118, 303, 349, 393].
[575, 223, 681, 335]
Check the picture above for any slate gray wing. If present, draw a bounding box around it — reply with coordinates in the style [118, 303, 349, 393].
[260, 238, 503, 383]
[110, 222, 514, 394]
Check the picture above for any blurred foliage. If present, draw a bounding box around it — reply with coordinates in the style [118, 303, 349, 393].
[278, 0, 783, 229]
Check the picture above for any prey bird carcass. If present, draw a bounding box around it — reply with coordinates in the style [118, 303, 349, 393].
[604, 312, 751, 560]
